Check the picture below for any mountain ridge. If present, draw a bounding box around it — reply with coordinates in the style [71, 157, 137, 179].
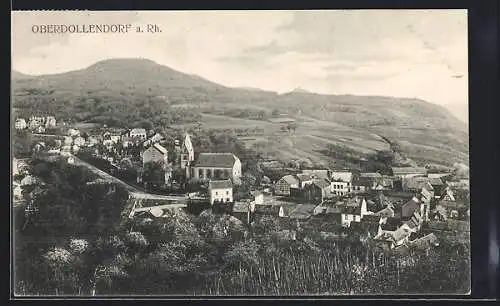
[11, 58, 469, 166]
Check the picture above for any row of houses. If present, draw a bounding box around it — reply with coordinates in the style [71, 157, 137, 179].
[139, 133, 242, 186]
[15, 116, 57, 130]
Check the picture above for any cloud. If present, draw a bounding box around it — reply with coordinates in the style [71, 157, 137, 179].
[11, 10, 468, 118]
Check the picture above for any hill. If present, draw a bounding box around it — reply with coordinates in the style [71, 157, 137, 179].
[11, 58, 469, 167]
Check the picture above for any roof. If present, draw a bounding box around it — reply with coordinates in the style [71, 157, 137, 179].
[343, 205, 361, 215]
[130, 128, 147, 134]
[403, 198, 420, 210]
[278, 175, 299, 185]
[381, 218, 401, 231]
[392, 167, 427, 176]
[330, 171, 353, 182]
[232, 201, 250, 213]
[427, 220, 470, 232]
[302, 169, 330, 180]
[250, 190, 263, 197]
[391, 227, 412, 243]
[403, 177, 434, 191]
[296, 173, 313, 181]
[254, 204, 282, 215]
[362, 214, 381, 223]
[195, 153, 237, 168]
[325, 206, 344, 214]
[209, 179, 233, 189]
[352, 221, 380, 235]
[404, 212, 422, 229]
[428, 173, 452, 179]
[428, 177, 444, 186]
[409, 233, 439, 249]
[353, 176, 374, 187]
[360, 172, 382, 178]
[152, 143, 168, 154]
[312, 179, 330, 189]
[289, 204, 316, 219]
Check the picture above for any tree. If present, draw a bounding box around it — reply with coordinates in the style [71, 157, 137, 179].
[142, 161, 165, 186]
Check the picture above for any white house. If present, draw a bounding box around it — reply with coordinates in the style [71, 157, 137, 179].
[129, 128, 147, 140]
[15, 118, 27, 130]
[209, 179, 233, 205]
[330, 170, 353, 184]
[142, 143, 169, 166]
[45, 116, 57, 128]
[340, 197, 368, 227]
[250, 190, 264, 205]
[192, 153, 242, 183]
[67, 128, 80, 137]
[73, 136, 86, 147]
[143, 132, 165, 148]
[331, 180, 351, 196]
[330, 171, 352, 195]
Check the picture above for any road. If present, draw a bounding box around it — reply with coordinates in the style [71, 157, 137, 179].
[71, 154, 187, 201]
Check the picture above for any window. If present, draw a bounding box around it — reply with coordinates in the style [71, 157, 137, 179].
[226, 191, 229, 195]
[226, 198, 230, 202]
[198, 169, 203, 177]
[216, 192, 218, 195]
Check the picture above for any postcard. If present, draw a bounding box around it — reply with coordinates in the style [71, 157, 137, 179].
[11, 10, 470, 296]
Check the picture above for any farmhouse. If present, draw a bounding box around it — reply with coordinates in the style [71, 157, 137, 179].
[208, 179, 233, 205]
[142, 143, 169, 166]
[192, 153, 242, 183]
[274, 175, 299, 196]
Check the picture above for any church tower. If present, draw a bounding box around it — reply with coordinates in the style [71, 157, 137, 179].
[180, 133, 195, 176]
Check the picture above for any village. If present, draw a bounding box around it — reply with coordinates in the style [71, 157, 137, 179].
[13, 114, 470, 255]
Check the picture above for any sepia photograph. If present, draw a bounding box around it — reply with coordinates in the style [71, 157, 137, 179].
[11, 10, 470, 296]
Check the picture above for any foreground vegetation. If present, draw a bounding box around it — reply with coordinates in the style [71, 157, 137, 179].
[14, 158, 470, 296]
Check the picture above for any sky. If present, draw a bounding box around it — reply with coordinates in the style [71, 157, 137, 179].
[11, 10, 468, 122]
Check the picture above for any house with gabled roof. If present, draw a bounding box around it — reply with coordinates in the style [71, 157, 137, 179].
[303, 179, 332, 204]
[192, 153, 242, 183]
[208, 179, 233, 205]
[274, 175, 299, 196]
[142, 143, 169, 166]
[232, 201, 251, 224]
